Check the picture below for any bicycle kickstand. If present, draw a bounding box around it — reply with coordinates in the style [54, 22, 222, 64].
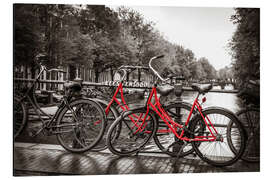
[173, 140, 188, 165]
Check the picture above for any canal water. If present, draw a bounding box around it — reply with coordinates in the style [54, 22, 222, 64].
[131, 84, 241, 113]
[180, 85, 240, 113]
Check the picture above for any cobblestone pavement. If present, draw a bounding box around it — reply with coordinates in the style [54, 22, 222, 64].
[13, 142, 259, 176]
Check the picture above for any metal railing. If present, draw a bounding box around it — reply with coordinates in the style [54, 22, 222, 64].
[14, 78, 238, 94]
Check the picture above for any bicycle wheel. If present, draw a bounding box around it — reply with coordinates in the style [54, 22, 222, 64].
[153, 102, 196, 157]
[106, 108, 158, 156]
[91, 103, 120, 152]
[190, 108, 246, 167]
[14, 97, 27, 139]
[228, 108, 260, 162]
[56, 98, 106, 153]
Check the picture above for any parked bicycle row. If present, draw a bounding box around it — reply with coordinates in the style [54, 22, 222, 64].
[14, 55, 260, 167]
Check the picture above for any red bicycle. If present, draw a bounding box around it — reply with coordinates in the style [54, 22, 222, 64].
[106, 55, 246, 167]
[90, 66, 192, 153]
[88, 66, 147, 151]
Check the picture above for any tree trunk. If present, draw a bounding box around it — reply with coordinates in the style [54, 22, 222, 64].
[95, 70, 99, 83]
[110, 67, 113, 81]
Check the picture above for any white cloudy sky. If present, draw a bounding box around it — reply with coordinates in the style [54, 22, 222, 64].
[112, 6, 237, 70]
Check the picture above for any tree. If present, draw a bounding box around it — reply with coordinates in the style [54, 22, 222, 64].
[189, 61, 207, 80]
[229, 8, 260, 85]
[117, 6, 157, 65]
[171, 46, 196, 77]
[198, 57, 217, 80]
[14, 4, 43, 66]
[217, 66, 233, 81]
[14, 4, 219, 84]
[77, 5, 126, 82]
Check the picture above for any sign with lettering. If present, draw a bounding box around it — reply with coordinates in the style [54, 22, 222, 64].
[103, 80, 149, 88]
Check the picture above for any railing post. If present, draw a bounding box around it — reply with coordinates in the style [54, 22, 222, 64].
[42, 70, 47, 91]
[58, 71, 63, 91]
[66, 66, 69, 81]
[76, 66, 79, 79]
[27, 66, 31, 88]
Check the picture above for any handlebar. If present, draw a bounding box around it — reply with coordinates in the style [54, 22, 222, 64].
[35, 54, 66, 74]
[114, 68, 127, 82]
[148, 55, 170, 82]
[39, 64, 66, 74]
[155, 55, 165, 59]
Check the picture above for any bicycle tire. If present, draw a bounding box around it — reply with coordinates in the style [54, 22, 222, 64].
[106, 107, 158, 156]
[190, 108, 246, 167]
[228, 108, 260, 162]
[56, 98, 106, 153]
[91, 102, 121, 152]
[153, 102, 196, 157]
[14, 97, 28, 139]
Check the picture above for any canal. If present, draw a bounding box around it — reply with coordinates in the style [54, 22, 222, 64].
[181, 85, 240, 113]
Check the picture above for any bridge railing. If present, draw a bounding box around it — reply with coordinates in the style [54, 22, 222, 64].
[14, 78, 238, 94]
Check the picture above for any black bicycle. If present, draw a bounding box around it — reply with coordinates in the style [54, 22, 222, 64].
[227, 80, 260, 162]
[14, 60, 106, 153]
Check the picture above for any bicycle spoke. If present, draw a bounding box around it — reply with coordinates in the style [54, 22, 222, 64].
[191, 109, 245, 166]
[107, 109, 157, 156]
[57, 99, 105, 153]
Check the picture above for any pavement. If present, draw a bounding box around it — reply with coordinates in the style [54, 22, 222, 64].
[13, 142, 259, 176]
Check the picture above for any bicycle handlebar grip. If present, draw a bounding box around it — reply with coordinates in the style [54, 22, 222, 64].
[155, 55, 164, 59]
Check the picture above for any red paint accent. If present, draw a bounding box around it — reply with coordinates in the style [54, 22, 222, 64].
[202, 97, 206, 103]
[94, 120, 102, 126]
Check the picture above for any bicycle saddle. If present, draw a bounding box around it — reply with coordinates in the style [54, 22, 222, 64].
[64, 81, 82, 92]
[157, 85, 174, 96]
[191, 83, 212, 94]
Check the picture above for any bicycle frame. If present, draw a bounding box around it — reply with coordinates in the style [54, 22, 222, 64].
[103, 82, 141, 124]
[16, 66, 79, 132]
[105, 82, 131, 115]
[141, 85, 219, 142]
[104, 67, 147, 117]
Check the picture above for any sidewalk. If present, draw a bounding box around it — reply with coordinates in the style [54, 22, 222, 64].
[13, 142, 259, 176]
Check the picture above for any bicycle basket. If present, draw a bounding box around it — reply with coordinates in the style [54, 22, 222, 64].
[149, 56, 171, 80]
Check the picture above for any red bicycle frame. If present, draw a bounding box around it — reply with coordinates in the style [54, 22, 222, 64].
[141, 85, 219, 142]
[105, 82, 130, 115]
[103, 82, 148, 131]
